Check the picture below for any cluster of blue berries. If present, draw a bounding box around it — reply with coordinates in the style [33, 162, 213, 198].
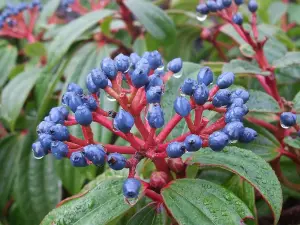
[196, 0, 258, 26]
[280, 112, 297, 128]
[166, 67, 257, 157]
[61, 0, 75, 10]
[0, 1, 42, 29]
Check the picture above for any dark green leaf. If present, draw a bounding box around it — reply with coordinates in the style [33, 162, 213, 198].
[0, 44, 17, 87]
[41, 178, 133, 225]
[0, 69, 40, 130]
[263, 38, 287, 64]
[127, 202, 168, 225]
[273, 52, 300, 68]
[189, 146, 282, 224]
[268, 2, 288, 25]
[284, 136, 300, 149]
[223, 60, 270, 76]
[46, 9, 114, 69]
[162, 179, 253, 225]
[246, 90, 280, 113]
[235, 121, 280, 161]
[124, 0, 176, 43]
[24, 42, 46, 58]
[133, 37, 147, 56]
[14, 133, 61, 224]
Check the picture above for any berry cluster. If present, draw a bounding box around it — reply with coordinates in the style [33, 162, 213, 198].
[61, 0, 110, 15]
[196, 0, 258, 26]
[34, 50, 256, 200]
[0, 1, 42, 42]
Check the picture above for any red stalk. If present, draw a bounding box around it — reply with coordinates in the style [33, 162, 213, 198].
[125, 133, 143, 150]
[81, 126, 94, 144]
[145, 189, 163, 202]
[246, 117, 278, 133]
[64, 120, 78, 126]
[134, 116, 149, 140]
[185, 115, 196, 133]
[104, 144, 136, 154]
[156, 114, 182, 143]
[208, 85, 219, 100]
[69, 135, 87, 146]
[202, 117, 226, 135]
[104, 86, 120, 101]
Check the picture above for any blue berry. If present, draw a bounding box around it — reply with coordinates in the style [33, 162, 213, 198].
[70, 151, 88, 167]
[217, 72, 235, 89]
[239, 127, 257, 143]
[248, 0, 258, 12]
[82, 95, 98, 111]
[39, 134, 52, 150]
[37, 121, 55, 134]
[114, 54, 130, 72]
[193, 83, 209, 105]
[32, 141, 48, 158]
[196, 3, 210, 14]
[107, 153, 127, 170]
[232, 13, 243, 25]
[90, 68, 108, 88]
[145, 74, 163, 91]
[174, 97, 191, 117]
[86, 73, 98, 93]
[197, 66, 214, 86]
[131, 69, 150, 88]
[49, 107, 65, 124]
[225, 106, 246, 123]
[167, 142, 186, 158]
[280, 112, 297, 127]
[101, 57, 117, 79]
[67, 83, 83, 95]
[130, 53, 141, 69]
[113, 109, 134, 133]
[142, 51, 163, 70]
[123, 178, 141, 198]
[51, 141, 68, 159]
[50, 124, 69, 141]
[216, 0, 224, 10]
[135, 58, 151, 75]
[57, 106, 69, 119]
[75, 105, 93, 126]
[44, 116, 51, 122]
[212, 89, 231, 107]
[180, 78, 197, 96]
[167, 58, 182, 73]
[184, 135, 202, 152]
[83, 144, 106, 166]
[206, 0, 218, 12]
[62, 92, 83, 113]
[223, 121, 244, 140]
[146, 86, 162, 103]
[234, 0, 243, 5]
[222, 0, 232, 7]
[209, 131, 229, 151]
[147, 104, 165, 128]
[230, 89, 249, 103]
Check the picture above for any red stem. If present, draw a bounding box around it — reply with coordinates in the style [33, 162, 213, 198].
[156, 114, 182, 144]
[246, 117, 278, 133]
[145, 189, 163, 202]
[69, 135, 87, 146]
[81, 126, 94, 144]
[185, 115, 196, 133]
[104, 144, 136, 154]
[134, 116, 149, 140]
[202, 117, 226, 135]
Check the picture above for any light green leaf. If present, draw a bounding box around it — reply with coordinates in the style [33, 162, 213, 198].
[0, 69, 40, 130]
[41, 178, 133, 225]
[239, 44, 255, 58]
[220, 24, 246, 45]
[162, 179, 253, 225]
[273, 52, 300, 68]
[37, 0, 61, 28]
[288, 3, 300, 24]
[46, 9, 114, 69]
[268, 2, 288, 25]
[284, 136, 300, 149]
[293, 91, 300, 111]
[124, 0, 176, 43]
[189, 146, 283, 224]
[0, 44, 18, 87]
[24, 42, 46, 58]
[223, 60, 270, 76]
[246, 90, 280, 113]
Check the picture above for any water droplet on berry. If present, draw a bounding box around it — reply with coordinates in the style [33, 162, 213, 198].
[229, 140, 238, 144]
[66, 7, 72, 12]
[106, 93, 117, 102]
[280, 122, 289, 129]
[32, 152, 44, 159]
[196, 13, 207, 22]
[157, 65, 165, 71]
[179, 88, 186, 97]
[172, 70, 183, 79]
[124, 197, 138, 206]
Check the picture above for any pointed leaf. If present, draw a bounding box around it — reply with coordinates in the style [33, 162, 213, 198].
[162, 179, 253, 225]
[222, 60, 270, 76]
[188, 146, 282, 224]
[284, 136, 300, 149]
[273, 52, 300, 68]
[0, 44, 17, 87]
[246, 90, 280, 113]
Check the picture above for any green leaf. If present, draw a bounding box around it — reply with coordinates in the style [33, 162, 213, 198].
[127, 202, 168, 225]
[0, 69, 40, 130]
[24, 42, 46, 58]
[239, 44, 255, 58]
[162, 179, 253, 225]
[288, 3, 300, 24]
[284, 136, 300, 149]
[37, 0, 61, 28]
[124, 0, 176, 43]
[223, 60, 270, 76]
[273, 52, 300, 68]
[224, 175, 257, 225]
[14, 133, 61, 224]
[188, 146, 283, 224]
[263, 38, 287, 64]
[293, 91, 300, 111]
[235, 121, 280, 161]
[46, 9, 114, 69]
[246, 90, 280, 113]
[133, 37, 147, 56]
[0, 44, 17, 88]
[0, 134, 19, 210]
[220, 24, 246, 45]
[268, 2, 288, 25]
[41, 178, 133, 225]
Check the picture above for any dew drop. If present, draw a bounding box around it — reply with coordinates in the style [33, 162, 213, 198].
[230, 140, 238, 144]
[196, 12, 207, 22]
[32, 152, 44, 159]
[106, 93, 117, 102]
[280, 122, 289, 129]
[66, 7, 72, 12]
[179, 88, 186, 97]
[124, 197, 138, 206]
[156, 65, 165, 71]
[173, 70, 183, 79]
